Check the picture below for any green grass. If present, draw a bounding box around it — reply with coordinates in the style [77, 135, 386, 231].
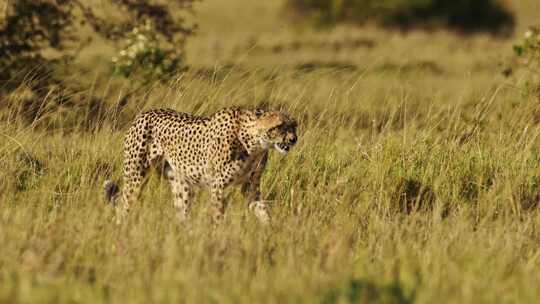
[1, 0, 540, 303]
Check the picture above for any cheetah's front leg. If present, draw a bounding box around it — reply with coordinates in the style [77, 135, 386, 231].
[242, 176, 270, 224]
[241, 155, 270, 224]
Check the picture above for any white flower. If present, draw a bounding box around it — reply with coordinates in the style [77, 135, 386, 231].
[136, 42, 145, 52]
[525, 30, 533, 39]
[112, 56, 118, 63]
[144, 20, 152, 31]
[137, 34, 147, 41]
[119, 50, 127, 56]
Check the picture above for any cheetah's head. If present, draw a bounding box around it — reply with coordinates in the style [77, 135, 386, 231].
[255, 111, 297, 154]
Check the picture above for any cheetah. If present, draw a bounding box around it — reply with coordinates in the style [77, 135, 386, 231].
[104, 107, 297, 224]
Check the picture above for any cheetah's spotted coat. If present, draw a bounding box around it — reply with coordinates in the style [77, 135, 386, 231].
[105, 107, 297, 223]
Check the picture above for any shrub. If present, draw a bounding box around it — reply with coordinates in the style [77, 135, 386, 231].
[112, 20, 185, 78]
[514, 27, 540, 55]
[513, 27, 540, 98]
[286, 0, 514, 35]
[0, 0, 197, 130]
[0, 0, 197, 93]
[514, 27, 540, 68]
[0, 0, 75, 90]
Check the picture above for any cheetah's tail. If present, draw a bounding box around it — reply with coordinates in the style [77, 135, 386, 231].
[104, 180, 120, 206]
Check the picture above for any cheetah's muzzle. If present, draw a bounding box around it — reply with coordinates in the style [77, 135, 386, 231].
[275, 133, 297, 154]
[275, 142, 293, 154]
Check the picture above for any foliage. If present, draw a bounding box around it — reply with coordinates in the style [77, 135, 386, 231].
[0, 0, 197, 92]
[112, 20, 185, 78]
[0, 0, 75, 89]
[514, 27, 540, 66]
[513, 27, 540, 96]
[286, 0, 515, 35]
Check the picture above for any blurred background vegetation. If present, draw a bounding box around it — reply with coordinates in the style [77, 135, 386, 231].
[0, 0, 196, 91]
[286, 0, 515, 34]
[0, 0, 538, 127]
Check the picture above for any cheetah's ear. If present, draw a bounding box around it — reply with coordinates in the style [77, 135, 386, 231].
[256, 112, 285, 131]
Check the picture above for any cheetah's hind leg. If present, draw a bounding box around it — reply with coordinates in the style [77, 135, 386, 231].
[162, 163, 194, 223]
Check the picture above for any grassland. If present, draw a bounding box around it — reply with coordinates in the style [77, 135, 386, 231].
[1, 0, 540, 303]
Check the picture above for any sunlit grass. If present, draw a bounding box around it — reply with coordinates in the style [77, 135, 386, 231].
[1, 0, 540, 303]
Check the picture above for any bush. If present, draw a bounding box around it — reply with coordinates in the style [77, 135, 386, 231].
[0, 0, 197, 93]
[0, 0, 197, 130]
[514, 27, 540, 64]
[112, 20, 185, 78]
[286, 0, 514, 35]
[0, 0, 75, 90]
[513, 27, 540, 98]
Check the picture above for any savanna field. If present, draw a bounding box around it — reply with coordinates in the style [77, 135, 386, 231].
[2, 0, 540, 303]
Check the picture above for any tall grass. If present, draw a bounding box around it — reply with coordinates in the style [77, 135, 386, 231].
[2, 65, 540, 303]
[2, 0, 540, 303]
